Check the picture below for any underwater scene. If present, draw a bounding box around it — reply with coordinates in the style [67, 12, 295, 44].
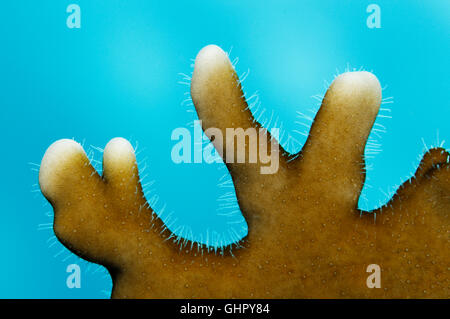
[0, 1, 448, 299]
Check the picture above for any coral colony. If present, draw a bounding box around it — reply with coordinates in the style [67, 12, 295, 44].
[39, 45, 449, 298]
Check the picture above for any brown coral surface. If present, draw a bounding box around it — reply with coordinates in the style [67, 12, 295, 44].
[39, 45, 449, 298]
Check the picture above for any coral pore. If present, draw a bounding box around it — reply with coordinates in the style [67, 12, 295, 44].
[39, 45, 449, 298]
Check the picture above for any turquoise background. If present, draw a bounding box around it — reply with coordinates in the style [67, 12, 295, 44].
[0, 1, 448, 298]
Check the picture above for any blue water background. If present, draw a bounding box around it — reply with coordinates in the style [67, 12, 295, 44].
[0, 1, 448, 298]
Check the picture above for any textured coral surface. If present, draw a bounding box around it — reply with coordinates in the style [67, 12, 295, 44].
[39, 45, 449, 298]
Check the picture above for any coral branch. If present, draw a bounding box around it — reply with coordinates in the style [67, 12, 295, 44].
[39, 45, 449, 298]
